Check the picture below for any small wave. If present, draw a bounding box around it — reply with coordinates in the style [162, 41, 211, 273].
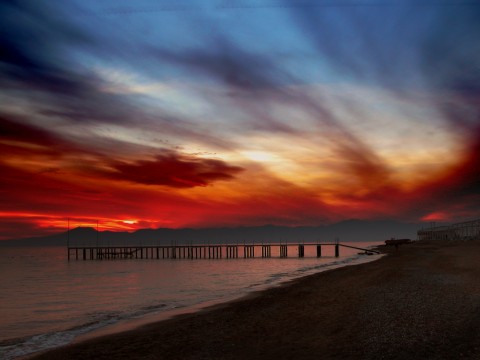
[0, 304, 172, 360]
[0, 325, 98, 360]
[138, 303, 167, 312]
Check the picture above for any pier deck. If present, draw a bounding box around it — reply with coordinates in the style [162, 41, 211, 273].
[67, 243, 380, 261]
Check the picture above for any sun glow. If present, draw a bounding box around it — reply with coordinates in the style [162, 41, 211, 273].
[122, 220, 137, 225]
[421, 211, 451, 222]
[241, 151, 280, 163]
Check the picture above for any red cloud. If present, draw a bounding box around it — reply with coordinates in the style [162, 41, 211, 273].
[106, 151, 244, 188]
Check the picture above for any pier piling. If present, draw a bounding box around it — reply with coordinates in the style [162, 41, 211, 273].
[298, 245, 305, 258]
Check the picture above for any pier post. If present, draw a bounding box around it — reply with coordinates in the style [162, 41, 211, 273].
[335, 244, 339, 257]
[317, 245, 321, 258]
[298, 245, 304, 258]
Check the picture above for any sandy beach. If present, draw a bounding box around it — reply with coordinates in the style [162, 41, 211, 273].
[31, 240, 480, 359]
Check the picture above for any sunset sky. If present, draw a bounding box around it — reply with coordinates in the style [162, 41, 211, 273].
[1, 0, 480, 240]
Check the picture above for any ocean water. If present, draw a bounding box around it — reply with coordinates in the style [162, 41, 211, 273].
[0, 242, 382, 359]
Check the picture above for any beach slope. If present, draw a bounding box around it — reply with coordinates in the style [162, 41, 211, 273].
[32, 240, 480, 359]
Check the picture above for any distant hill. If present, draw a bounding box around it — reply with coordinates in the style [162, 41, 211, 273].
[0, 219, 422, 247]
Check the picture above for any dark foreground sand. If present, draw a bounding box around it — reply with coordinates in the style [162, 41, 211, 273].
[33, 240, 480, 359]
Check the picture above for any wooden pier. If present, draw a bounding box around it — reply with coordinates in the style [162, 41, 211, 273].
[67, 243, 379, 261]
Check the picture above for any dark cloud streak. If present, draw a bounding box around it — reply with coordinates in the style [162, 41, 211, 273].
[106, 151, 244, 188]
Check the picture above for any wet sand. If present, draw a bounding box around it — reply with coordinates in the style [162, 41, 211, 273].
[32, 240, 480, 359]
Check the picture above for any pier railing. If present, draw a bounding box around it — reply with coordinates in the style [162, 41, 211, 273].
[67, 242, 379, 261]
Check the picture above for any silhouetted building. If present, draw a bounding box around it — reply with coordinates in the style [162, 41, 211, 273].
[417, 219, 480, 241]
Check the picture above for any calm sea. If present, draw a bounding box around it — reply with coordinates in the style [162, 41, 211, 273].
[0, 242, 382, 359]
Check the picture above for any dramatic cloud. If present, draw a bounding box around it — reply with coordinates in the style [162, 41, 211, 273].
[1, 0, 480, 239]
[107, 151, 244, 187]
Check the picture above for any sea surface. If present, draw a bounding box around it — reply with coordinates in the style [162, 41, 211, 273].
[0, 242, 382, 359]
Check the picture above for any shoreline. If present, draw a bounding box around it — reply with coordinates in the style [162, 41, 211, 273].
[70, 252, 384, 344]
[31, 240, 480, 359]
